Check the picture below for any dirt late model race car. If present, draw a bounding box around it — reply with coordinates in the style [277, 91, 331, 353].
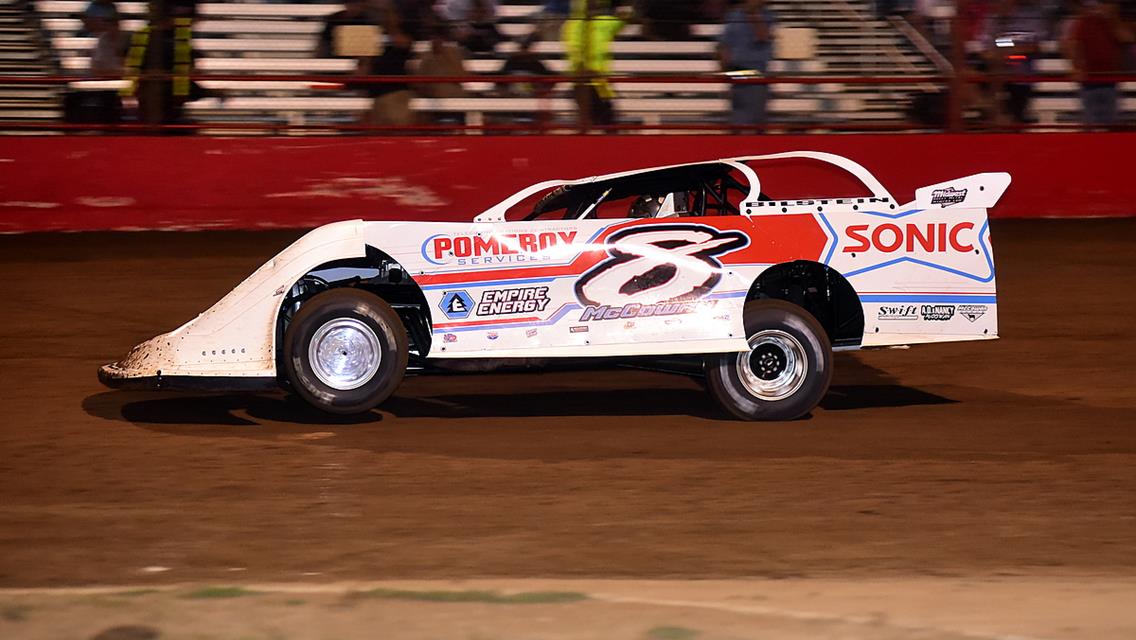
[100, 151, 1008, 420]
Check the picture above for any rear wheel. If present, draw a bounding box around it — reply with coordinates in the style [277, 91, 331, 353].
[705, 300, 833, 420]
[282, 288, 408, 415]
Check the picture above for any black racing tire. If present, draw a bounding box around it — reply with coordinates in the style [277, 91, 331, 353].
[705, 299, 833, 421]
[282, 288, 408, 415]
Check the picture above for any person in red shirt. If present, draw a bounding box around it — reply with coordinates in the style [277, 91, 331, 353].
[1063, 0, 1134, 127]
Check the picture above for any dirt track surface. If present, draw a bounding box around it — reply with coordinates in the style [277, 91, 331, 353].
[4, 578, 1136, 640]
[0, 220, 1134, 588]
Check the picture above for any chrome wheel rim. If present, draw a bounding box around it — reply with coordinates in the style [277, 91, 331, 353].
[735, 329, 807, 401]
[308, 318, 381, 391]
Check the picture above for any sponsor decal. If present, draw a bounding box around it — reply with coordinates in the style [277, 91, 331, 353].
[525, 328, 538, 338]
[569, 325, 589, 333]
[578, 299, 718, 322]
[486, 332, 499, 340]
[844, 222, 975, 254]
[476, 286, 551, 316]
[443, 333, 457, 343]
[713, 314, 731, 321]
[958, 304, 988, 322]
[422, 231, 578, 266]
[438, 290, 474, 320]
[920, 304, 956, 321]
[878, 304, 919, 321]
[575, 224, 748, 313]
[623, 321, 636, 330]
[930, 187, 967, 207]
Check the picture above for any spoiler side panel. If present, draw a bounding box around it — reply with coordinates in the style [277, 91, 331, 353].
[820, 174, 1006, 347]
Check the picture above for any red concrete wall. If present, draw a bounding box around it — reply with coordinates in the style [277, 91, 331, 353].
[0, 133, 1130, 232]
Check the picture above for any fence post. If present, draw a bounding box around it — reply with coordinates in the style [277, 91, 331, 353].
[947, 0, 965, 132]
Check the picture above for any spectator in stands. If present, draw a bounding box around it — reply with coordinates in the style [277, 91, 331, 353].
[540, 0, 571, 40]
[437, 0, 502, 54]
[1063, 0, 1134, 127]
[123, 0, 210, 132]
[319, 0, 432, 128]
[316, 0, 379, 59]
[500, 31, 553, 93]
[496, 30, 554, 130]
[85, 2, 127, 78]
[436, 0, 499, 22]
[564, 0, 632, 130]
[718, 0, 776, 129]
[957, 0, 998, 124]
[910, 0, 954, 51]
[77, 0, 118, 36]
[979, 0, 1046, 124]
[65, 1, 127, 125]
[362, 0, 426, 127]
[416, 24, 468, 125]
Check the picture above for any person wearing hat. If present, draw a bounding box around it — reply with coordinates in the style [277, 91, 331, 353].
[63, 1, 126, 125]
[718, 0, 777, 130]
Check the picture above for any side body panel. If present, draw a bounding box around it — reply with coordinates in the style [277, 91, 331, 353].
[363, 214, 831, 358]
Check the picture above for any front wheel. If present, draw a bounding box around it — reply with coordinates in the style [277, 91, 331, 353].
[705, 300, 833, 421]
[282, 288, 409, 415]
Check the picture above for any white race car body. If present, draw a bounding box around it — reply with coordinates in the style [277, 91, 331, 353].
[101, 152, 1006, 388]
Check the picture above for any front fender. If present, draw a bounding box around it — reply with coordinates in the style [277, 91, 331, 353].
[103, 220, 367, 380]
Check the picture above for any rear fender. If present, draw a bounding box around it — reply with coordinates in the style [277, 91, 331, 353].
[822, 173, 1008, 346]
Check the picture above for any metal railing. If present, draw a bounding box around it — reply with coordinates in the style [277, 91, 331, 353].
[2, 71, 1135, 134]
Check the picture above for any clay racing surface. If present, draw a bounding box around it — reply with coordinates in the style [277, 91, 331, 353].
[0, 220, 1133, 597]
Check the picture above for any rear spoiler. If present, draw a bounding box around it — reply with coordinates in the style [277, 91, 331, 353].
[909, 172, 1012, 210]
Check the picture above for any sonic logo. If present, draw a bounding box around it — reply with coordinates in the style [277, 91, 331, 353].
[843, 222, 975, 254]
[575, 224, 748, 312]
[423, 231, 577, 266]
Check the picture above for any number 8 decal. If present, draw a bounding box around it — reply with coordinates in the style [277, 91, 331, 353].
[575, 224, 749, 307]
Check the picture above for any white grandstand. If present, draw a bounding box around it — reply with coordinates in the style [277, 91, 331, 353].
[6, 0, 1135, 130]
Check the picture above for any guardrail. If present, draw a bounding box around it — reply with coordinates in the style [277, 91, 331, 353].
[2, 71, 1135, 134]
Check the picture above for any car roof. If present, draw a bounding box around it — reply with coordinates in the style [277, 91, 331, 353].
[472, 151, 893, 222]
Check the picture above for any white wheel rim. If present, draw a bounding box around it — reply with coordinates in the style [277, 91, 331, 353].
[735, 329, 808, 401]
[308, 318, 382, 391]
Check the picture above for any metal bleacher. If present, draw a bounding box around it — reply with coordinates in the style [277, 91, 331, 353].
[0, 0, 61, 126]
[32, 0, 921, 130]
[21, 0, 1123, 130]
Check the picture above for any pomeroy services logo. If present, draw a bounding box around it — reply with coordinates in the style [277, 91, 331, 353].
[421, 231, 578, 266]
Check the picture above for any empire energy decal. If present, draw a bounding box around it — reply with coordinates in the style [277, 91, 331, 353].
[476, 287, 551, 315]
[574, 224, 748, 322]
